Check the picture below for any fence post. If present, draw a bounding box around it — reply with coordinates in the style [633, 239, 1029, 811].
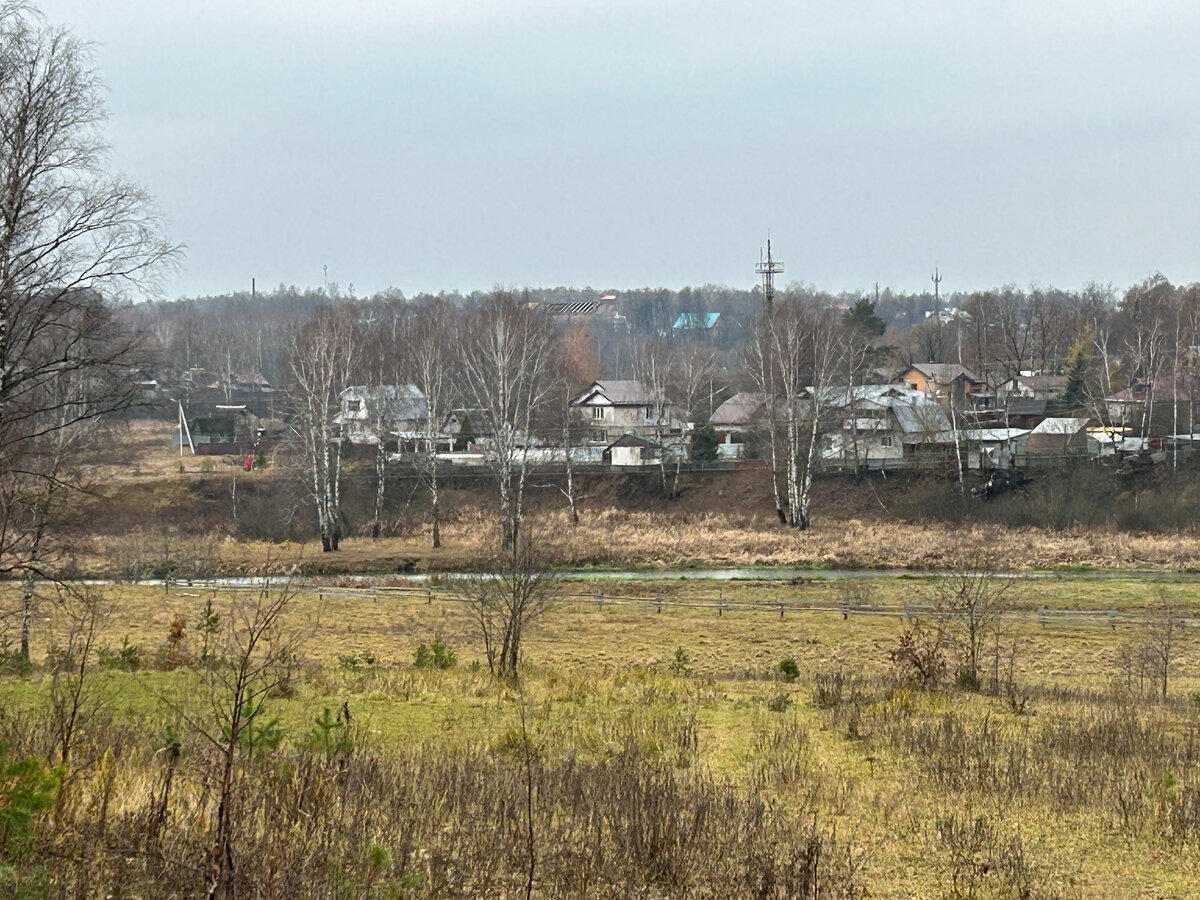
[778, 603, 784, 619]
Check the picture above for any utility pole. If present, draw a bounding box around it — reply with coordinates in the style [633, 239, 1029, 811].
[756, 238, 784, 316]
[931, 267, 942, 318]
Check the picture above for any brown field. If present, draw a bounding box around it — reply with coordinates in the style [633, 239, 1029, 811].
[7, 418, 1197, 895]
[3, 575, 1200, 896]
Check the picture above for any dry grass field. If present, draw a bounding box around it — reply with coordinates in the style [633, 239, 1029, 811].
[70, 510, 1200, 580]
[3, 575, 1200, 897]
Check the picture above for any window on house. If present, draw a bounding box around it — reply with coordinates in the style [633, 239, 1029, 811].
[881, 436, 893, 447]
[346, 399, 361, 413]
[591, 406, 604, 419]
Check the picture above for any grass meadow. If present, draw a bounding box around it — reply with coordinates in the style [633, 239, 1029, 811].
[2, 574, 1200, 897]
[2, 578, 1200, 897]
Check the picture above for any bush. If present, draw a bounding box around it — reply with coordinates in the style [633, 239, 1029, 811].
[98, 636, 140, 672]
[413, 635, 456, 670]
[155, 615, 191, 670]
[338, 652, 379, 672]
[0, 743, 62, 857]
[777, 657, 800, 683]
[668, 647, 692, 676]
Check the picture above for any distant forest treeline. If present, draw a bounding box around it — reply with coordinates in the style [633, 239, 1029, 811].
[123, 277, 1141, 390]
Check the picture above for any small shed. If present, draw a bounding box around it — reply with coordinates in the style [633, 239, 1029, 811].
[1025, 417, 1091, 457]
[603, 433, 662, 467]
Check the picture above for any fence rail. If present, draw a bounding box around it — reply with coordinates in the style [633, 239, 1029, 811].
[164, 579, 1197, 631]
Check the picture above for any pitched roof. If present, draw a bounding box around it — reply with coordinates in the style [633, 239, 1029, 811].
[1006, 397, 1048, 417]
[1030, 416, 1089, 435]
[711, 392, 766, 427]
[810, 384, 922, 407]
[673, 312, 720, 329]
[605, 433, 660, 450]
[572, 380, 658, 406]
[903, 362, 982, 384]
[341, 384, 428, 420]
[890, 398, 952, 436]
[1005, 374, 1068, 392]
[1107, 374, 1200, 403]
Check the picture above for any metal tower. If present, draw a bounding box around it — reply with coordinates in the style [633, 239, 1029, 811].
[755, 239, 784, 315]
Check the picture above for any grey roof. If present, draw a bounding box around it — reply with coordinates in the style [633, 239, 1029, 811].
[342, 384, 428, 420]
[1030, 416, 1089, 435]
[890, 398, 952, 436]
[961, 428, 1030, 442]
[905, 362, 982, 384]
[711, 392, 766, 427]
[1006, 397, 1048, 416]
[1004, 374, 1068, 392]
[605, 433, 660, 450]
[572, 380, 658, 407]
[811, 384, 923, 407]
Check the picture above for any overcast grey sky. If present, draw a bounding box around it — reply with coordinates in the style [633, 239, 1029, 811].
[36, 0, 1200, 300]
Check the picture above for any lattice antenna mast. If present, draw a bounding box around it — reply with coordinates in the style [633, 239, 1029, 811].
[756, 238, 784, 315]
[931, 266, 942, 317]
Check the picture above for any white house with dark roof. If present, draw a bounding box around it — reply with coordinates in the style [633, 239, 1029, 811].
[336, 384, 429, 446]
[569, 380, 684, 443]
[709, 391, 767, 458]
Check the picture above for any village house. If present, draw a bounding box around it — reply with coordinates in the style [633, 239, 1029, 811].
[602, 433, 664, 466]
[1105, 374, 1199, 436]
[996, 374, 1069, 403]
[175, 404, 269, 455]
[336, 384, 429, 449]
[893, 362, 988, 410]
[709, 391, 767, 458]
[814, 386, 952, 469]
[569, 380, 683, 444]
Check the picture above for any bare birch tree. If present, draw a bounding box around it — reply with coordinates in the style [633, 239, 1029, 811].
[755, 296, 849, 529]
[287, 308, 359, 551]
[457, 531, 558, 680]
[460, 291, 555, 548]
[0, 4, 175, 656]
[405, 299, 456, 548]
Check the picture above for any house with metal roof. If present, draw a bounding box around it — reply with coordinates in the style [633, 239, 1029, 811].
[569, 380, 683, 443]
[894, 362, 988, 409]
[709, 391, 767, 458]
[336, 384, 429, 447]
[673, 312, 721, 331]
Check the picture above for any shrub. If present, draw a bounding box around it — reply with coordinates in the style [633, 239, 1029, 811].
[887, 623, 948, 688]
[668, 647, 692, 676]
[338, 651, 379, 672]
[413, 635, 456, 670]
[767, 693, 790, 712]
[155, 615, 191, 670]
[777, 656, 800, 683]
[98, 636, 141, 672]
[0, 743, 62, 857]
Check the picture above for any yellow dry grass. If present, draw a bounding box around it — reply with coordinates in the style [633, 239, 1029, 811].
[6, 575, 1200, 898]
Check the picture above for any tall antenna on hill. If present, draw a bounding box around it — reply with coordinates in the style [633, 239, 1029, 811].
[756, 237, 784, 315]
